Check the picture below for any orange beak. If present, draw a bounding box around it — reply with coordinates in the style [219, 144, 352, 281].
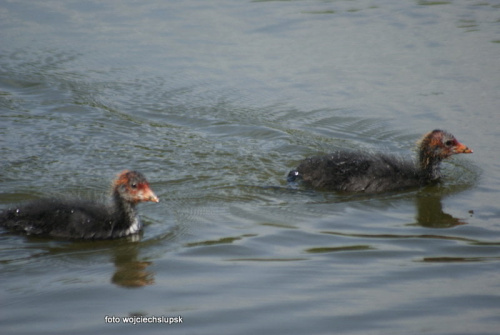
[139, 185, 160, 203]
[453, 141, 473, 154]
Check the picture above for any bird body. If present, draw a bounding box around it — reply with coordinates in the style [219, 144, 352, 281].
[0, 170, 159, 239]
[288, 130, 473, 193]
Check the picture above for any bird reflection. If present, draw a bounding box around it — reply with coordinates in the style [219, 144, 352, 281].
[110, 242, 155, 288]
[415, 193, 467, 228]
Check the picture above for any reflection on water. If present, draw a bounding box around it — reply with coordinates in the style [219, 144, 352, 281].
[0, 233, 157, 288]
[111, 245, 155, 288]
[415, 193, 467, 228]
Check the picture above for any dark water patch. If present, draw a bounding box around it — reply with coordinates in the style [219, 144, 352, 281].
[421, 256, 500, 263]
[185, 234, 257, 247]
[305, 244, 374, 253]
[259, 222, 298, 229]
[319, 230, 494, 246]
[418, 1, 452, 5]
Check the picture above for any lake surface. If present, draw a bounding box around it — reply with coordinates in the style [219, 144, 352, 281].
[1, 1, 499, 334]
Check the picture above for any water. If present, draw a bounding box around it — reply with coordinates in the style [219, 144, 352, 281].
[1, 1, 499, 334]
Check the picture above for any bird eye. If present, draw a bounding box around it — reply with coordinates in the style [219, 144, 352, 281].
[445, 140, 453, 146]
[130, 183, 138, 189]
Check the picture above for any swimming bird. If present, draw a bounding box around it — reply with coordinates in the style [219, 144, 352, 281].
[287, 129, 473, 193]
[0, 170, 159, 239]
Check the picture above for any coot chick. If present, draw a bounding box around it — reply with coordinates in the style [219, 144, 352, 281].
[0, 170, 159, 239]
[288, 129, 473, 193]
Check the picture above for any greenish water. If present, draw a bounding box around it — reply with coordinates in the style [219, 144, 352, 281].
[1, 1, 499, 334]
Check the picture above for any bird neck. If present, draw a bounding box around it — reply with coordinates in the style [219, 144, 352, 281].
[112, 190, 138, 228]
[418, 147, 442, 181]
